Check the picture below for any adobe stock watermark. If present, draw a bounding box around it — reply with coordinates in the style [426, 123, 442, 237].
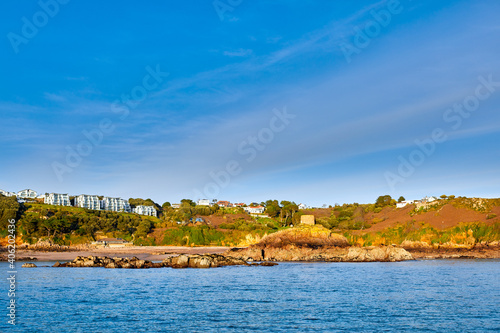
[7, 0, 70, 54]
[339, 0, 404, 63]
[52, 64, 169, 182]
[193, 107, 295, 199]
[213, 0, 243, 21]
[385, 74, 500, 191]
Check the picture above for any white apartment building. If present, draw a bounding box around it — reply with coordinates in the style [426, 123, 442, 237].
[197, 199, 211, 206]
[133, 205, 157, 217]
[75, 194, 101, 210]
[244, 206, 265, 214]
[44, 193, 71, 206]
[102, 197, 131, 212]
[17, 189, 38, 199]
[0, 189, 16, 197]
[396, 200, 415, 208]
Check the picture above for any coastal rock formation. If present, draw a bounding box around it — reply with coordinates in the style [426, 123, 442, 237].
[227, 245, 414, 262]
[257, 225, 350, 248]
[344, 246, 414, 262]
[163, 254, 259, 268]
[58, 256, 163, 269]
[53, 254, 277, 269]
[225, 225, 414, 262]
[22, 263, 37, 268]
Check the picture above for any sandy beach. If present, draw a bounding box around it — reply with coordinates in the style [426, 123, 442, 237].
[14, 246, 231, 262]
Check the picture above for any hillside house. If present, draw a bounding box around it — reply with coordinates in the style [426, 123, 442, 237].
[75, 194, 101, 210]
[45, 193, 71, 206]
[102, 197, 131, 212]
[0, 189, 16, 197]
[396, 200, 415, 208]
[244, 206, 265, 214]
[133, 205, 157, 217]
[17, 189, 38, 199]
[197, 199, 211, 206]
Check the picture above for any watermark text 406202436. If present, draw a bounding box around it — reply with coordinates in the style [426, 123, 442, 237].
[7, 218, 17, 326]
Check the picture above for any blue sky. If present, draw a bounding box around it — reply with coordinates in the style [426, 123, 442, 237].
[1, 0, 499, 206]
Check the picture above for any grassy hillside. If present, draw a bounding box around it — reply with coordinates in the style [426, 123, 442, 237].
[2, 195, 499, 247]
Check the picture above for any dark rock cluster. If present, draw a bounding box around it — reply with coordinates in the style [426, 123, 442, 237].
[52, 254, 278, 269]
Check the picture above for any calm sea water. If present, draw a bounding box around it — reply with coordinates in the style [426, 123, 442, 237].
[1, 259, 499, 332]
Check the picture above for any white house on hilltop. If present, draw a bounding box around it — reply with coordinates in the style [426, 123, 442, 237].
[298, 203, 308, 210]
[396, 200, 415, 208]
[102, 197, 131, 213]
[45, 193, 71, 206]
[397, 196, 439, 208]
[75, 194, 101, 210]
[244, 206, 265, 214]
[133, 205, 157, 217]
[17, 189, 38, 199]
[197, 199, 211, 206]
[0, 189, 16, 197]
[422, 196, 438, 203]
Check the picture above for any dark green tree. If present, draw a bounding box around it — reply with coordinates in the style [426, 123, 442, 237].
[375, 195, 393, 207]
[181, 199, 196, 207]
[0, 194, 20, 230]
[264, 200, 281, 218]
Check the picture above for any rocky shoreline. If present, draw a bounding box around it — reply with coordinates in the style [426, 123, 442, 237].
[22, 254, 278, 269]
[225, 245, 414, 262]
[5, 226, 500, 264]
[17, 245, 500, 269]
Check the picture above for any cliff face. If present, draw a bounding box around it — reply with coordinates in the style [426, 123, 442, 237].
[227, 245, 413, 262]
[225, 225, 414, 262]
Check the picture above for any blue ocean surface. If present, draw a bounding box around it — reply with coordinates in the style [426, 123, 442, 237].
[1, 259, 499, 332]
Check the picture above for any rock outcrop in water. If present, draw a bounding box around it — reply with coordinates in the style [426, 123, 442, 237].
[227, 245, 413, 262]
[22, 263, 37, 268]
[225, 225, 414, 262]
[53, 254, 277, 269]
[344, 246, 414, 262]
[163, 254, 250, 268]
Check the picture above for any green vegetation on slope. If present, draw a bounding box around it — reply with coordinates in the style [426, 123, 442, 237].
[14, 203, 158, 245]
[2, 194, 499, 247]
[0, 195, 21, 237]
[345, 222, 500, 247]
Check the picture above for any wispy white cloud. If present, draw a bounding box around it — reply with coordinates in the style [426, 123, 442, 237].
[44, 92, 67, 102]
[223, 48, 253, 57]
